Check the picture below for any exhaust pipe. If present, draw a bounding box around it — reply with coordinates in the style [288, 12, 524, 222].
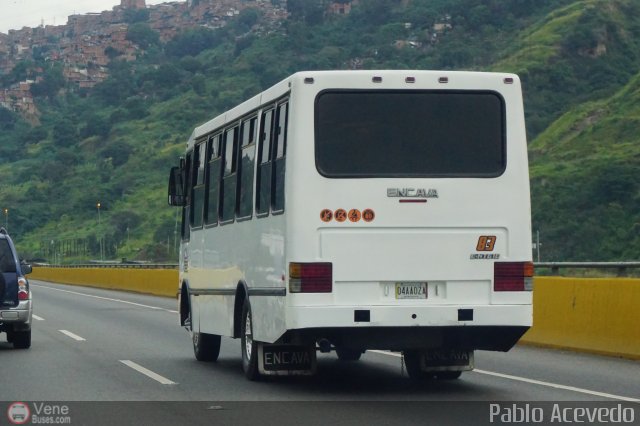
[317, 338, 332, 353]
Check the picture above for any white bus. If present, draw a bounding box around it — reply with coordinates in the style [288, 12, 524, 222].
[168, 70, 533, 381]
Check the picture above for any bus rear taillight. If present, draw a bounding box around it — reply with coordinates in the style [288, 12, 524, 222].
[494, 262, 534, 291]
[289, 263, 332, 293]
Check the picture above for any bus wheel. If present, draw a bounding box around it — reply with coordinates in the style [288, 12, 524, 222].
[402, 350, 430, 380]
[192, 331, 221, 362]
[336, 347, 363, 361]
[241, 299, 260, 381]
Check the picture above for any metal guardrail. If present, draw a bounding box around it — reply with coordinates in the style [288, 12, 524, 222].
[34, 262, 640, 276]
[535, 262, 640, 277]
[34, 263, 179, 269]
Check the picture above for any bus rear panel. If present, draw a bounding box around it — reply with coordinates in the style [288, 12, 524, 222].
[282, 71, 532, 359]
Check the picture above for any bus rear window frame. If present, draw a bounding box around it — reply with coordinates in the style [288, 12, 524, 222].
[314, 89, 507, 179]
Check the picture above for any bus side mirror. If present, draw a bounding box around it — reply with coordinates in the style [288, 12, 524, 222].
[168, 166, 186, 206]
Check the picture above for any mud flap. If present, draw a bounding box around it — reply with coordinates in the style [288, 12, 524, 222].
[419, 349, 474, 372]
[258, 344, 317, 376]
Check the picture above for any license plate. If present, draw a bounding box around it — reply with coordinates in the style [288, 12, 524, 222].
[259, 344, 316, 375]
[423, 349, 474, 369]
[395, 282, 427, 299]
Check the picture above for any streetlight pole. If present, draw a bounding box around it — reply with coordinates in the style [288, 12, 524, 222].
[532, 229, 542, 263]
[96, 202, 102, 261]
[3, 208, 7, 232]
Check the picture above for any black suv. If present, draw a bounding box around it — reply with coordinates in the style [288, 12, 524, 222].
[0, 227, 33, 349]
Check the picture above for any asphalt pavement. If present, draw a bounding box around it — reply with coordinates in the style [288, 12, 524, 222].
[1, 280, 638, 425]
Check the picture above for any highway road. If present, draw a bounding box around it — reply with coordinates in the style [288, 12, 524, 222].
[1, 280, 639, 425]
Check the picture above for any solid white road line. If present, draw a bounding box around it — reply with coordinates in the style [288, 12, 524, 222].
[120, 360, 177, 385]
[32, 284, 177, 314]
[32, 314, 45, 321]
[59, 330, 86, 341]
[368, 350, 640, 402]
[473, 369, 640, 403]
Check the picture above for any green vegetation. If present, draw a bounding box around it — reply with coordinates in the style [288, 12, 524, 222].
[530, 73, 640, 260]
[0, 0, 639, 262]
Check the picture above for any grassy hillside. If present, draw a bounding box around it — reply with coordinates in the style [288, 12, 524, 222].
[0, 0, 639, 262]
[495, 0, 640, 135]
[530, 72, 640, 260]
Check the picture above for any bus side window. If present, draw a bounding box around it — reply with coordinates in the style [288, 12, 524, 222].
[190, 142, 206, 229]
[272, 101, 288, 213]
[205, 133, 222, 226]
[256, 108, 274, 217]
[238, 116, 257, 219]
[220, 125, 239, 223]
[182, 152, 193, 241]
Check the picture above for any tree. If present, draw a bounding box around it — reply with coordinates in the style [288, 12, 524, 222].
[109, 210, 141, 236]
[165, 27, 224, 58]
[52, 119, 77, 147]
[126, 23, 160, 50]
[237, 8, 261, 31]
[30, 64, 65, 99]
[123, 96, 149, 119]
[100, 140, 134, 168]
[81, 114, 111, 139]
[124, 8, 150, 23]
[191, 74, 206, 94]
[105, 46, 123, 60]
[352, 0, 401, 26]
[179, 56, 203, 73]
[0, 108, 16, 131]
[21, 126, 48, 144]
[0, 61, 33, 86]
[93, 61, 136, 106]
[287, 0, 326, 25]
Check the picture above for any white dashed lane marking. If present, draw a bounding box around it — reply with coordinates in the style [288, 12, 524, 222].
[120, 360, 177, 385]
[59, 329, 86, 341]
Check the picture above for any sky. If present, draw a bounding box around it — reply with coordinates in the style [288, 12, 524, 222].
[0, 0, 176, 34]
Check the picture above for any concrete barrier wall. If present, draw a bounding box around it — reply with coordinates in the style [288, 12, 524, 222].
[29, 268, 640, 359]
[30, 267, 178, 298]
[521, 277, 640, 360]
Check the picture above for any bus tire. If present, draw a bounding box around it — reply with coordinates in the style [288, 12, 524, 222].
[336, 347, 363, 361]
[192, 331, 221, 362]
[403, 350, 430, 380]
[241, 299, 260, 381]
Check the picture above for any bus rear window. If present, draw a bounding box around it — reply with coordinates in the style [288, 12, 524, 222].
[315, 90, 505, 178]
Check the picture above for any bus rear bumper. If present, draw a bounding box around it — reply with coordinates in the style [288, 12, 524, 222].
[287, 304, 531, 328]
[283, 305, 531, 352]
